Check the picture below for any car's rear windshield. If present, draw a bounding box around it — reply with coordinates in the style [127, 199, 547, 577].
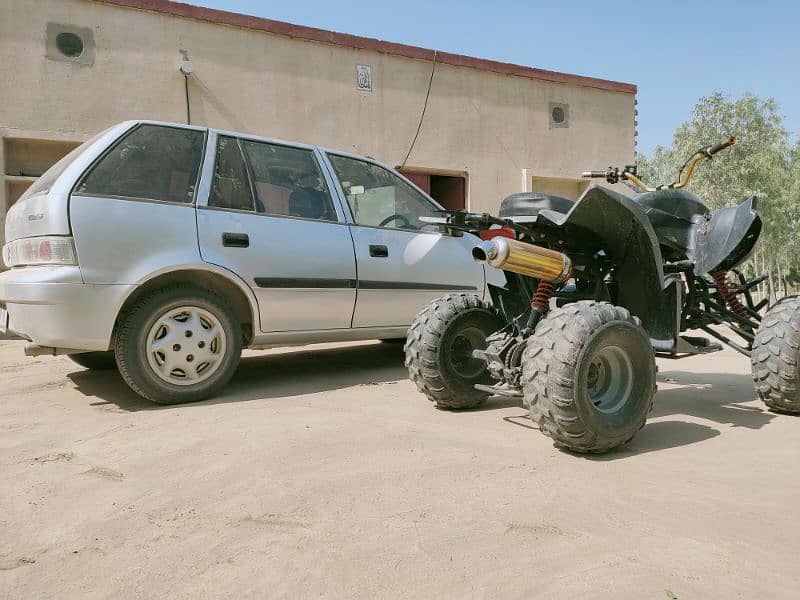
[74, 124, 206, 204]
[18, 127, 113, 203]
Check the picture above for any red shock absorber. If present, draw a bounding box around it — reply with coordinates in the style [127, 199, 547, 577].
[712, 271, 747, 317]
[531, 280, 555, 312]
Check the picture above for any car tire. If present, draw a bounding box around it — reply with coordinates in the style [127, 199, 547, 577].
[115, 286, 242, 404]
[751, 295, 800, 413]
[523, 301, 656, 453]
[405, 293, 503, 410]
[68, 351, 117, 371]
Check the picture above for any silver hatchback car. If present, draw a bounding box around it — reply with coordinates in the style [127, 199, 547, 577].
[0, 121, 498, 404]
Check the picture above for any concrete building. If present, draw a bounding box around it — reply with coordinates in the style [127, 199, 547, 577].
[0, 0, 637, 250]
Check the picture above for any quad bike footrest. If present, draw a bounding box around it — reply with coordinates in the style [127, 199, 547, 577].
[676, 335, 723, 354]
[474, 383, 523, 398]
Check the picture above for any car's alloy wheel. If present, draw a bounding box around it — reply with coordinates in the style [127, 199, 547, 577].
[146, 306, 227, 386]
[115, 286, 242, 404]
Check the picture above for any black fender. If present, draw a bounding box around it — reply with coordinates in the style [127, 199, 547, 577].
[536, 186, 679, 347]
[632, 189, 708, 256]
[693, 197, 761, 275]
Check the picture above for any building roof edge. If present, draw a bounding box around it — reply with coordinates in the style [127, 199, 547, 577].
[90, 0, 638, 94]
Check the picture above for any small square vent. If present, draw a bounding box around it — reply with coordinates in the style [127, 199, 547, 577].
[549, 102, 569, 128]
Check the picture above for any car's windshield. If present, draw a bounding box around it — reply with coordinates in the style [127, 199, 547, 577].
[18, 127, 112, 202]
[327, 153, 439, 229]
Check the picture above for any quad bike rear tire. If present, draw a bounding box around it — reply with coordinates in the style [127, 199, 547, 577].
[405, 293, 502, 410]
[68, 351, 117, 371]
[523, 301, 656, 453]
[751, 295, 800, 413]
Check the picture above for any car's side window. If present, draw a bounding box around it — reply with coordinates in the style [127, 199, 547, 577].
[75, 124, 204, 203]
[208, 136, 255, 212]
[241, 140, 338, 221]
[327, 154, 439, 230]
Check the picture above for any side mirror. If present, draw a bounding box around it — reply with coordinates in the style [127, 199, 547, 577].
[419, 215, 463, 237]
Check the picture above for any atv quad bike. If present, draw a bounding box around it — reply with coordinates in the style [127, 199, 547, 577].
[406, 137, 800, 453]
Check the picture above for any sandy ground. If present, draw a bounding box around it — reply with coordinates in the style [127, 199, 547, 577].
[0, 339, 798, 599]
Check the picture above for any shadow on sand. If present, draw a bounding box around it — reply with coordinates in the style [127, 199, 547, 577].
[490, 369, 778, 459]
[67, 341, 408, 412]
[67, 344, 784, 458]
[586, 369, 777, 460]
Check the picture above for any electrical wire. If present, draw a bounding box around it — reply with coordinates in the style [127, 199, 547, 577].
[184, 74, 191, 125]
[400, 50, 437, 169]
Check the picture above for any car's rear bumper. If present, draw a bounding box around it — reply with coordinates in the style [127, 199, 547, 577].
[0, 266, 134, 351]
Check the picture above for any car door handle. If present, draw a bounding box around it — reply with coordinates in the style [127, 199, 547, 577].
[369, 244, 389, 257]
[222, 232, 249, 248]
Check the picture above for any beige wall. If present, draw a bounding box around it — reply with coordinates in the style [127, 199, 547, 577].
[0, 0, 635, 245]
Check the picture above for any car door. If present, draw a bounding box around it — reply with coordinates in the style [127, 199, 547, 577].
[196, 133, 356, 333]
[323, 152, 484, 328]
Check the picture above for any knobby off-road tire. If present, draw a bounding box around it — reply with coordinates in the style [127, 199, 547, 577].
[752, 295, 800, 413]
[115, 286, 242, 404]
[405, 293, 503, 410]
[68, 351, 117, 371]
[522, 301, 656, 453]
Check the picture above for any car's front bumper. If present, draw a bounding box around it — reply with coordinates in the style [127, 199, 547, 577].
[0, 266, 134, 351]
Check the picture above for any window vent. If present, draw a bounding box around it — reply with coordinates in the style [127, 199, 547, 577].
[549, 102, 569, 128]
[46, 23, 95, 66]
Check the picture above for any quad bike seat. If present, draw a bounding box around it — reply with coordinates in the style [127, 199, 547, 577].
[633, 189, 762, 274]
[499, 192, 574, 221]
[632, 189, 708, 255]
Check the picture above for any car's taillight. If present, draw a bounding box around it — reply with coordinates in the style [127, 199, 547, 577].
[2, 236, 77, 267]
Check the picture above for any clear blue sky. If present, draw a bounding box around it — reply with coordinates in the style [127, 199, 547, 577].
[194, 0, 799, 155]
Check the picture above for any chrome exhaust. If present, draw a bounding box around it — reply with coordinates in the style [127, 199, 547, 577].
[472, 237, 572, 284]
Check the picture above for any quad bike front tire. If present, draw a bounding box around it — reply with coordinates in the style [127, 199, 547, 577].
[405, 293, 503, 410]
[68, 351, 117, 371]
[751, 295, 800, 413]
[523, 301, 656, 453]
[115, 286, 242, 404]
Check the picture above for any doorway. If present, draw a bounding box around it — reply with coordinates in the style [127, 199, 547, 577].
[398, 169, 467, 211]
[529, 175, 590, 201]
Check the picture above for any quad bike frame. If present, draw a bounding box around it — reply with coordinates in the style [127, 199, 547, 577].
[407, 137, 800, 453]
[438, 200, 763, 394]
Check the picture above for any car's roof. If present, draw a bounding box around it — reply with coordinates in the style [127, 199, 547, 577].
[100, 120, 444, 211]
[124, 119, 384, 166]
[122, 119, 208, 133]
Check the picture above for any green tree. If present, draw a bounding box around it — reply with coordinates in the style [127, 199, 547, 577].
[637, 92, 800, 294]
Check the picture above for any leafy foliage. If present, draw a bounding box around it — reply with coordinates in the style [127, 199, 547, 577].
[637, 92, 800, 293]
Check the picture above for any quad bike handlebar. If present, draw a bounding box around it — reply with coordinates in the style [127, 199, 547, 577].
[583, 136, 736, 192]
[706, 136, 737, 156]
